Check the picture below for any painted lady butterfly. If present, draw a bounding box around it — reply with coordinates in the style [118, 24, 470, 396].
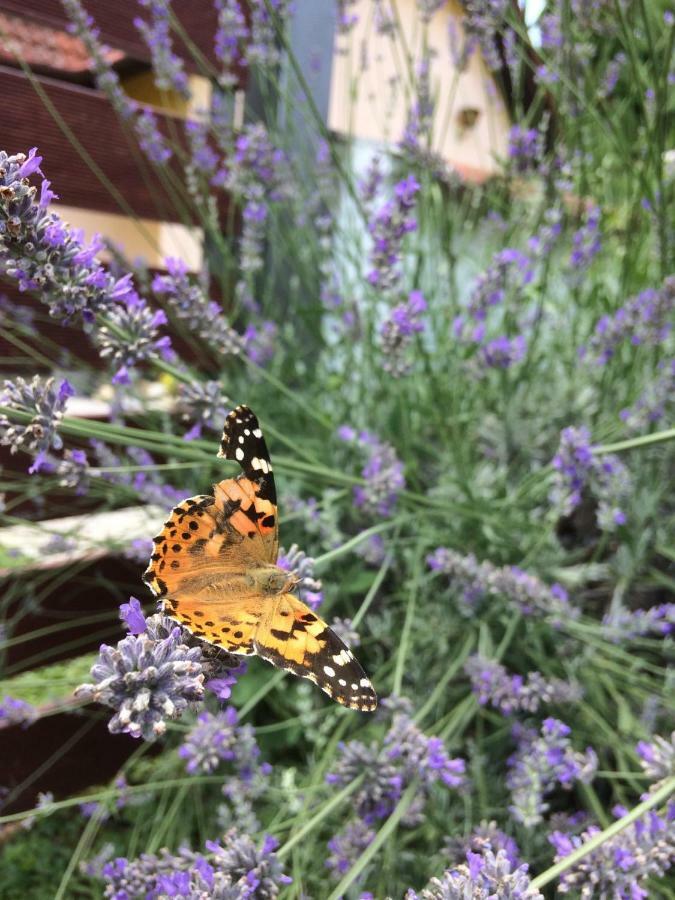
[142, 405, 377, 712]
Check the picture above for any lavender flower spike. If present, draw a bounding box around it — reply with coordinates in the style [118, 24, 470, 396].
[507, 718, 598, 826]
[550, 802, 675, 898]
[636, 732, 674, 786]
[427, 547, 577, 623]
[0, 376, 73, 457]
[405, 849, 543, 899]
[76, 614, 204, 740]
[464, 655, 582, 714]
[277, 543, 323, 609]
[550, 425, 631, 531]
[178, 707, 261, 776]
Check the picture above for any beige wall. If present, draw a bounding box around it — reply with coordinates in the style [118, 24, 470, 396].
[52, 204, 203, 272]
[328, 0, 510, 180]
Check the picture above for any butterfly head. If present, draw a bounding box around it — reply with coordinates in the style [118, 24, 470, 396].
[249, 565, 299, 597]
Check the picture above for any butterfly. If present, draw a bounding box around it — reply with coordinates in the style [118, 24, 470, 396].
[142, 405, 377, 712]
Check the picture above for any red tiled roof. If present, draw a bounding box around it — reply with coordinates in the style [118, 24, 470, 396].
[0, 0, 223, 74]
[0, 10, 123, 73]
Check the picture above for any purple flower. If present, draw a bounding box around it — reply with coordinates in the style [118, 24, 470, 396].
[0, 376, 72, 458]
[277, 543, 323, 609]
[359, 155, 383, 205]
[153, 259, 244, 357]
[16, 146, 43, 179]
[464, 655, 582, 714]
[326, 819, 375, 877]
[367, 175, 420, 290]
[179, 707, 263, 777]
[478, 334, 527, 370]
[507, 719, 598, 826]
[134, 110, 172, 165]
[0, 149, 166, 330]
[95, 295, 174, 380]
[427, 547, 577, 624]
[61, 0, 137, 119]
[205, 665, 243, 702]
[444, 820, 521, 870]
[569, 205, 601, 271]
[76, 614, 205, 740]
[405, 849, 542, 899]
[134, 0, 190, 98]
[621, 359, 675, 431]
[339, 428, 405, 518]
[0, 695, 37, 728]
[336, 0, 359, 35]
[244, 320, 278, 366]
[636, 732, 674, 784]
[507, 125, 543, 172]
[550, 425, 631, 531]
[326, 710, 465, 825]
[454, 248, 533, 346]
[582, 275, 674, 365]
[179, 380, 231, 434]
[98, 830, 291, 897]
[459, 0, 510, 72]
[549, 804, 674, 898]
[381, 290, 427, 376]
[119, 597, 147, 635]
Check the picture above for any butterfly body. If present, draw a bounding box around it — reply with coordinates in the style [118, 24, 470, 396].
[142, 405, 377, 712]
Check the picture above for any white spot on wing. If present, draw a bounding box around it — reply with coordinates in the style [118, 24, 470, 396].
[360, 678, 370, 688]
[253, 428, 262, 438]
[235, 447, 244, 461]
[323, 665, 336, 678]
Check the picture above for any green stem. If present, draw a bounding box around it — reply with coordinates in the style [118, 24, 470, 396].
[593, 428, 675, 454]
[277, 775, 364, 859]
[531, 776, 675, 889]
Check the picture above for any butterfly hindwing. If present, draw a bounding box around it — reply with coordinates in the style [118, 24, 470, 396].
[254, 594, 377, 712]
[161, 593, 263, 655]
